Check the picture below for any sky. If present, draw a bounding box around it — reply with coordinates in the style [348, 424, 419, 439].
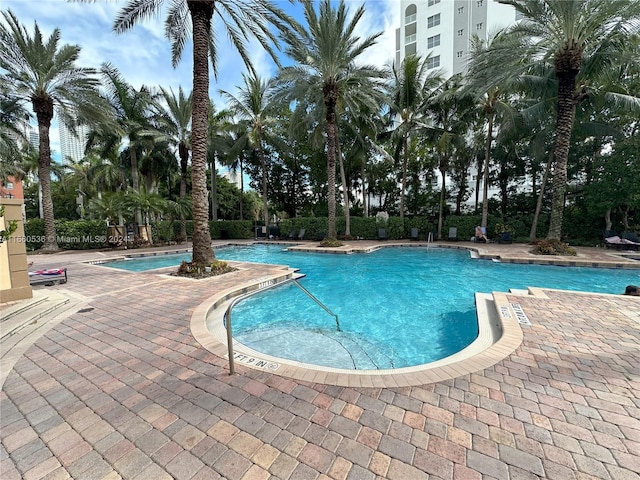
[2, 0, 400, 162]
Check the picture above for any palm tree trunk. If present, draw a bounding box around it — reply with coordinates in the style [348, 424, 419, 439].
[336, 137, 350, 237]
[437, 165, 447, 240]
[529, 152, 552, 241]
[474, 162, 481, 212]
[361, 163, 367, 217]
[210, 155, 217, 221]
[130, 148, 143, 226]
[188, 1, 214, 265]
[324, 85, 338, 241]
[33, 97, 58, 251]
[258, 145, 269, 229]
[239, 154, 244, 220]
[547, 72, 578, 241]
[178, 142, 188, 240]
[481, 113, 493, 227]
[399, 135, 408, 221]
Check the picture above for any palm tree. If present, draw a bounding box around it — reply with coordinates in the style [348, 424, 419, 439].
[99, 0, 294, 266]
[492, 0, 640, 240]
[277, 0, 385, 241]
[0, 10, 108, 250]
[208, 104, 235, 222]
[0, 90, 29, 174]
[467, 32, 523, 229]
[220, 74, 278, 228]
[386, 54, 442, 221]
[156, 86, 192, 240]
[93, 63, 161, 226]
[427, 76, 476, 239]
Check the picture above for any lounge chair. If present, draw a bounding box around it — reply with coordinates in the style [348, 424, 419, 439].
[378, 228, 387, 241]
[447, 227, 458, 241]
[287, 230, 297, 240]
[604, 235, 640, 250]
[622, 232, 640, 243]
[410, 228, 419, 241]
[297, 228, 306, 240]
[29, 267, 67, 286]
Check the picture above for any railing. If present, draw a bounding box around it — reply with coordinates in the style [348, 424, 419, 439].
[292, 280, 341, 332]
[224, 277, 341, 375]
[427, 231, 434, 248]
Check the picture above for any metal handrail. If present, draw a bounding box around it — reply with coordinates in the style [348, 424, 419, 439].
[292, 280, 341, 332]
[427, 231, 434, 247]
[223, 276, 341, 376]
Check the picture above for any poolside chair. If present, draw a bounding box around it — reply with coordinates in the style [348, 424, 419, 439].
[604, 235, 640, 250]
[287, 230, 297, 240]
[622, 231, 640, 243]
[297, 228, 306, 240]
[410, 228, 419, 241]
[378, 228, 387, 241]
[447, 227, 458, 241]
[29, 267, 67, 286]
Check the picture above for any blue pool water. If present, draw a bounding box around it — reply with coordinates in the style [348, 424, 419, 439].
[101, 245, 640, 369]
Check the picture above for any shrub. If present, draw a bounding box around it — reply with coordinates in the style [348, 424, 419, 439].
[320, 238, 343, 248]
[530, 239, 577, 256]
[209, 220, 253, 239]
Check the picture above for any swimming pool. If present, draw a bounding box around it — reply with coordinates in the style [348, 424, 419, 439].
[101, 244, 640, 369]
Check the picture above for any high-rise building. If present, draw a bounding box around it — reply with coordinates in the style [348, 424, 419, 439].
[59, 121, 89, 163]
[395, 0, 519, 75]
[28, 128, 39, 150]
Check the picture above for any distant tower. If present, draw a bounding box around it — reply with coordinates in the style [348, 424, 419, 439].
[59, 121, 89, 163]
[28, 127, 39, 150]
[395, 0, 519, 74]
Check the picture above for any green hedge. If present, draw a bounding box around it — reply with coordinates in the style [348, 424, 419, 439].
[209, 220, 253, 239]
[21, 211, 591, 251]
[23, 219, 109, 250]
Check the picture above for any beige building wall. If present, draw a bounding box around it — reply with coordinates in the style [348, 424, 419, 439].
[0, 198, 32, 303]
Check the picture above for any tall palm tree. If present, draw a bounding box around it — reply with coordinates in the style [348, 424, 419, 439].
[0, 90, 29, 173]
[467, 32, 522, 229]
[208, 104, 235, 222]
[220, 74, 277, 228]
[156, 86, 192, 240]
[97, 0, 294, 266]
[277, 0, 385, 241]
[0, 10, 108, 250]
[427, 76, 476, 239]
[93, 63, 161, 226]
[386, 54, 442, 221]
[493, 0, 640, 240]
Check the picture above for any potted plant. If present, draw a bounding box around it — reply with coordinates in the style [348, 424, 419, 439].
[495, 222, 513, 244]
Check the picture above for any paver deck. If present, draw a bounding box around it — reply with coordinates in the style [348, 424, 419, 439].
[1, 240, 639, 479]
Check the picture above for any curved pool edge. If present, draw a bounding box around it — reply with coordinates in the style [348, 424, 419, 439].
[190, 273, 526, 388]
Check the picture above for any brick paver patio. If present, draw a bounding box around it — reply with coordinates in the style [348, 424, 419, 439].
[1, 241, 639, 479]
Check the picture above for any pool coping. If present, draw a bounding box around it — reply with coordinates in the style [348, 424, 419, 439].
[187, 242, 639, 386]
[189, 267, 527, 388]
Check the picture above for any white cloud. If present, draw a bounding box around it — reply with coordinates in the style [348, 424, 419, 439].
[3, 0, 400, 149]
[347, 0, 400, 69]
